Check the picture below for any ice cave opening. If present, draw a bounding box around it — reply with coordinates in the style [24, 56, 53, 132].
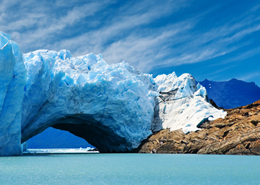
[22, 114, 131, 153]
[26, 127, 94, 149]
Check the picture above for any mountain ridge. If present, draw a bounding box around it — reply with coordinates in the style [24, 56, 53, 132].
[199, 78, 260, 109]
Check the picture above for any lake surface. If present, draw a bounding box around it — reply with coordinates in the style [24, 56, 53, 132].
[0, 153, 260, 185]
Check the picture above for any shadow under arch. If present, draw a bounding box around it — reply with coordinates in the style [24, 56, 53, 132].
[21, 114, 130, 153]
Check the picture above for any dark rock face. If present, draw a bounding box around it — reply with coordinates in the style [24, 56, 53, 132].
[137, 100, 260, 155]
[209, 99, 220, 109]
[199, 79, 260, 109]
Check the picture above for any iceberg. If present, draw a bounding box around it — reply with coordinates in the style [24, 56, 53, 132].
[0, 32, 226, 156]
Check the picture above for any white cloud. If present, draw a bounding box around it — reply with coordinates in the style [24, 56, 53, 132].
[41, 0, 191, 66]
[1, 0, 260, 76]
[0, 0, 114, 51]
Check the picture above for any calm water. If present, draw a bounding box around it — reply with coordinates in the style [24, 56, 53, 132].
[0, 153, 260, 185]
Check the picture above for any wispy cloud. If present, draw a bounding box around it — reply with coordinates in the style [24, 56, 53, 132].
[2, 0, 115, 51]
[152, 13, 260, 68]
[40, 0, 191, 70]
[239, 72, 260, 81]
[220, 46, 260, 64]
[1, 0, 260, 78]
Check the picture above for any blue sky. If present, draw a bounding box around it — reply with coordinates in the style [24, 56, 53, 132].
[1, 0, 260, 85]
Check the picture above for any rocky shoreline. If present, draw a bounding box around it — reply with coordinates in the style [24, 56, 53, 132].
[135, 100, 260, 155]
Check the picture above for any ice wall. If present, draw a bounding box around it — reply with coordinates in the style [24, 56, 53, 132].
[0, 32, 27, 155]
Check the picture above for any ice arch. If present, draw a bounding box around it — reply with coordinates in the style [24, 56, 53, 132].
[0, 32, 226, 156]
[0, 32, 157, 155]
[20, 50, 157, 153]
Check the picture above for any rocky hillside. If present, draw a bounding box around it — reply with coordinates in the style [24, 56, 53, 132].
[136, 100, 260, 155]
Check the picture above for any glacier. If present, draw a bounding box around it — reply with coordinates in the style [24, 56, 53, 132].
[0, 32, 226, 156]
[152, 73, 226, 133]
[0, 32, 27, 155]
[21, 50, 157, 153]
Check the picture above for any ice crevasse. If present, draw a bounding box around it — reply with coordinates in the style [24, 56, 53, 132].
[0, 32, 226, 156]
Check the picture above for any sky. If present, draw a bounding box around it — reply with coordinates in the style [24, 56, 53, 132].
[1, 0, 260, 85]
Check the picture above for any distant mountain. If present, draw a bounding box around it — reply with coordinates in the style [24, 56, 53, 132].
[199, 78, 260, 109]
[27, 127, 93, 149]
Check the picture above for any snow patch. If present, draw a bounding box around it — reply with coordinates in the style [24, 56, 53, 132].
[153, 72, 226, 133]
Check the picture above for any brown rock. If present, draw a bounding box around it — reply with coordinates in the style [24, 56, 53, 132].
[249, 140, 260, 155]
[226, 144, 251, 155]
[136, 100, 260, 155]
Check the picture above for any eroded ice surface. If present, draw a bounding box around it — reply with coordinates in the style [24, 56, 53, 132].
[0, 32, 27, 156]
[152, 72, 227, 133]
[21, 50, 157, 152]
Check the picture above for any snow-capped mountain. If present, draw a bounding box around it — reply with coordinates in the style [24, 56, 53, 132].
[200, 79, 260, 109]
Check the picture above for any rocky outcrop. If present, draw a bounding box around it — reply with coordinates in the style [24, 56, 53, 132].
[137, 100, 260, 155]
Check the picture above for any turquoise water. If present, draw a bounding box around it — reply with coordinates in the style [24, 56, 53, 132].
[0, 154, 260, 185]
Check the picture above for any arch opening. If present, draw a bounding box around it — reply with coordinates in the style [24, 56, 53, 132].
[22, 114, 131, 153]
[26, 127, 94, 149]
